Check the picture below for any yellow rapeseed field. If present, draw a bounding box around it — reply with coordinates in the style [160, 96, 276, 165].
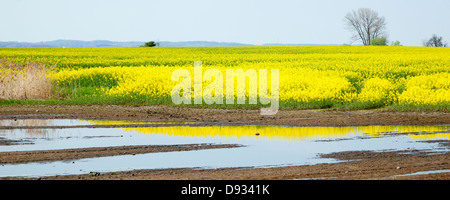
[0, 46, 449, 110]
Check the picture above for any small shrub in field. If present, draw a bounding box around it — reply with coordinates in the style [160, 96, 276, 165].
[370, 37, 387, 46]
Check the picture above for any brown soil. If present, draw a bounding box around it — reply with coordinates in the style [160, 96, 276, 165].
[0, 137, 31, 146]
[0, 105, 449, 180]
[1, 104, 449, 126]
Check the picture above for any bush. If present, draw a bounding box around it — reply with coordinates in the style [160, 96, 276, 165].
[143, 41, 157, 47]
[423, 34, 447, 47]
[370, 37, 387, 46]
[391, 40, 401, 46]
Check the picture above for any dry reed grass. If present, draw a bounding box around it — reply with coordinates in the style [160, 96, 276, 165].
[0, 59, 55, 100]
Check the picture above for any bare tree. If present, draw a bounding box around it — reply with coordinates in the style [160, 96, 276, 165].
[423, 34, 447, 47]
[344, 8, 387, 46]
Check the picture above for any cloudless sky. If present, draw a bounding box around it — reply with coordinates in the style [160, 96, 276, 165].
[1, 0, 449, 46]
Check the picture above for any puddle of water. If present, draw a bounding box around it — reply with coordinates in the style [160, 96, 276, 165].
[0, 119, 448, 178]
[394, 169, 450, 177]
[0, 119, 193, 127]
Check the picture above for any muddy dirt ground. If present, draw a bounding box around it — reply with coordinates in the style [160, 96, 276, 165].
[1, 105, 449, 126]
[0, 105, 449, 180]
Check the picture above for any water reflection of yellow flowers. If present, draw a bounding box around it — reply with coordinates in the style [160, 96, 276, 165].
[86, 122, 449, 141]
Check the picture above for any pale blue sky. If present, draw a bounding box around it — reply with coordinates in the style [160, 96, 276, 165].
[1, 0, 449, 46]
